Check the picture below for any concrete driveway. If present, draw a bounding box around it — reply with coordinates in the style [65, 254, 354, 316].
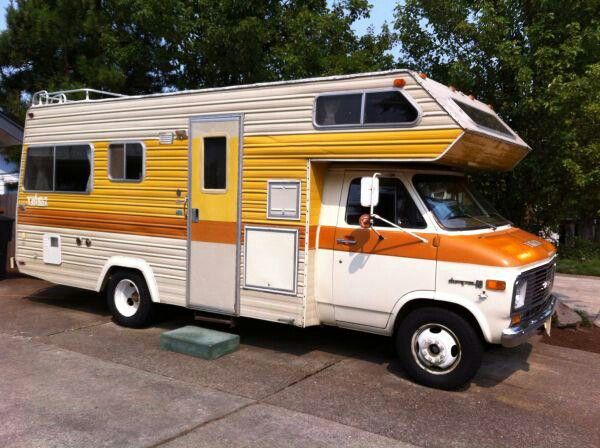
[554, 273, 600, 326]
[0, 277, 598, 448]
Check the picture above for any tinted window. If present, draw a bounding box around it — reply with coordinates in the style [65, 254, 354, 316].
[126, 144, 143, 180]
[345, 178, 426, 229]
[55, 145, 92, 192]
[454, 100, 512, 136]
[364, 91, 418, 124]
[24, 145, 91, 192]
[24, 147, 54, 191]
[315, 94, 362, 126]
[109, 143, 143, 181]
[204, 137, 226, 190]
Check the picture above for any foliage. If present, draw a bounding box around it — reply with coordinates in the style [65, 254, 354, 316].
[394, 0, 600, 234]
[0, 0, 393, 104]
[557, 257, 600, 277]
[559, 237, 600, 260]
[0, 0, 393, 163]
[557, 237, 600, 277]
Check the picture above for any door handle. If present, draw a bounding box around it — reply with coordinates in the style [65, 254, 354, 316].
[176, 196, 189, 217]
[336, 238, 357, 246]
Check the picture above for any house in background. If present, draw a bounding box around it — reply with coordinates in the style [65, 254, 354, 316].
[0, 107, 22, 194]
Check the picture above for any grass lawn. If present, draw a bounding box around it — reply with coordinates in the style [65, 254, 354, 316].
[557, 257, 600, 277]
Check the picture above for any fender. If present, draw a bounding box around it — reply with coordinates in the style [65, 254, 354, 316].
[96, 256, 161, 303]
[386, 290, 492, 342]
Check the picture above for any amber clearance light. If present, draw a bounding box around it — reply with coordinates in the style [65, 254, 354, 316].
[393, 78, 406, 88]
[486, 279, 506, 291]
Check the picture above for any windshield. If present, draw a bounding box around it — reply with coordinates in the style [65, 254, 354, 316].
[413, 174, 511, 230]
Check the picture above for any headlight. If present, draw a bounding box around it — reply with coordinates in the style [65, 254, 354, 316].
[514, 280, 528, 310]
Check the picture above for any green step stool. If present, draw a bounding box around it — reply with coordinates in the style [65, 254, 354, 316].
[160, 325, 240, 360]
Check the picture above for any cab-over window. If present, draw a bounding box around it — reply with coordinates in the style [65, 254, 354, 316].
[345, 177, 426, 229]
[315, 90, 419, 127]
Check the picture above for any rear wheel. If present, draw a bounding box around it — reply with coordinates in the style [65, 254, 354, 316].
[396, 307, 483, 390]
[107, 270, 154, 328]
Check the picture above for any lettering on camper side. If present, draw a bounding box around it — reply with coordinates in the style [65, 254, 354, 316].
[26, 195, 48, 207]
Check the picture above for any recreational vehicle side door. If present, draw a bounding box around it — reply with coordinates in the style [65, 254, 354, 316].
[187, 115, 242, 314]
[331, 171, 437, 328]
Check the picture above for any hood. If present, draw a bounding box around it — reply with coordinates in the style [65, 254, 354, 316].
[438, 227, 556, 268]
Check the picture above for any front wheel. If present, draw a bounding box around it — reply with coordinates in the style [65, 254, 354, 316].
[396, 307, 483, 390]
[106, 270, 154, 328]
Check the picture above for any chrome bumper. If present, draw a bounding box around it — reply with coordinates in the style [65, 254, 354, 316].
[501, 295, 557, 348]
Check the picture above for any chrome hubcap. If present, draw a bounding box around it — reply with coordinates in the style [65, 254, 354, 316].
[411, 324, 461, 374]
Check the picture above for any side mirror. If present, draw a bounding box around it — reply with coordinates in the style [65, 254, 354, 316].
[360, 176, 379, 208]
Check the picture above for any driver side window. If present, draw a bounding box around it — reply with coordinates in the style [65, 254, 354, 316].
[345, 177, 426, 229]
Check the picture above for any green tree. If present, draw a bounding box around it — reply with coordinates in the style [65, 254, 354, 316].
[0, 0, 392, 106]
[0, 0, 393, 162]
[166, 0, 394, 89]
[395, 0, 600, 238]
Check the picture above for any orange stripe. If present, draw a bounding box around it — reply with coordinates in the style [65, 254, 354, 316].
[191, 220, 237, 244]
[308, 225, 318, 249]
[316, 225, 556, 267]
[18, 208, 186, 239]
[327, 226, 437, 260]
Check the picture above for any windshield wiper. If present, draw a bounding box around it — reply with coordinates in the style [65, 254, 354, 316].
[450, 212, 498, 231]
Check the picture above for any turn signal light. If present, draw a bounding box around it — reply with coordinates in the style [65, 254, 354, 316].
[511, 314, 521, 326]
[393, 78, 406, 88]
[486, 280, 506, 291]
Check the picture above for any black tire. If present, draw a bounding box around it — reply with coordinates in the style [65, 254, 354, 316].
[396, 307, 483, 390]
[106, 270, 154, 328]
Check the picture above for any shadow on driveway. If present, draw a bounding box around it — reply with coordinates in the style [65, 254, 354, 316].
[13, 281, 535, 389]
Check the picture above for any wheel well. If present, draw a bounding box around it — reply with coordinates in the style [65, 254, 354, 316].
[393, 299, 485, 342]
[99, 266, 144, 294]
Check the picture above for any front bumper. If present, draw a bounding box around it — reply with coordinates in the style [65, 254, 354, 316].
[501, 294, 557, 348]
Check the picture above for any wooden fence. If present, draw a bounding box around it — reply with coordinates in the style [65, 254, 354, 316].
[0, 191, 17, 274]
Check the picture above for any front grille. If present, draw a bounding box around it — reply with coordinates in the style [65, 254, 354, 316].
[513, 259, 556, 322]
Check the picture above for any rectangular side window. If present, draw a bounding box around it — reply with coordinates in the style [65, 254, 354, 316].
[109, 143, 144, 181]
[203, 136, 227, 190]
[267, 180, 301, 220]
[24, 146, 54, 191]
[24, 145, 92, 193]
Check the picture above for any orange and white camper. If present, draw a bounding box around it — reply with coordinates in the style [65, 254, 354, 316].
[15, 70, 556, 389]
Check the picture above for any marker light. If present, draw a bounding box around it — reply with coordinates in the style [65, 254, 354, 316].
[513, 280, 528, 309]
[486, 280, 506, 291]
[511, 314, 521, 326]
[393, 78, 406, 88]
[418, 73, 427, 79]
